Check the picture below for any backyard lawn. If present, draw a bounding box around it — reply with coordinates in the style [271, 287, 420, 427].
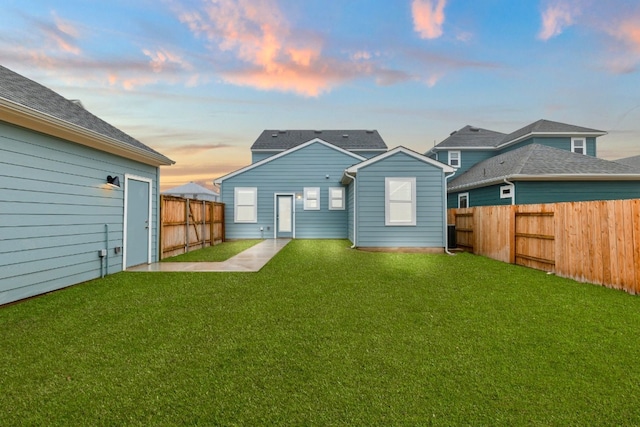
[161, 239, 263, 262]
[2, 240, 640, 425]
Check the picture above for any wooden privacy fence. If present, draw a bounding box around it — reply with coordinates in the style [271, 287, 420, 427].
[160, 196, 224, 259]
[448, 199, 640, 295]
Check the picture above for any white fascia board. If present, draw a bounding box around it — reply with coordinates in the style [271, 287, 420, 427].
[346, 146, 454, 174]
[496, 131, 607, 149]
[0, 97, 174, 166]
[215, 138, 366, 184]
[447, 173, 640, 192]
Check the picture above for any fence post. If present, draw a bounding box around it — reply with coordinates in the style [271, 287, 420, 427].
[185, 198, 189, 253]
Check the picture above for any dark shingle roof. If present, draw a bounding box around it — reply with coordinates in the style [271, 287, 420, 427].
[430, 125, 506, 149]
[499, 119, 605, 146]
[251, 130, 388, 151]
[449, 144, 640, 191]
[433, 119, 606, 151]
[0, 65, 171, 162]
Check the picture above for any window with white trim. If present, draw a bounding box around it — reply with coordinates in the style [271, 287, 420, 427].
[304, 187, 320, 210]
[328, 187, 345, 210]
[571, 138, 586, 155]
[234, 187, 257, 223]
[500, 184, 514, 199]
[385, 177, 416, 226]
[448, 151, 461, 168]
[458, 193, 469, 208]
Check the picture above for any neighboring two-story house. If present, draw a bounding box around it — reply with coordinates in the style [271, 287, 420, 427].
[215, 130, 454, 250]
[427, 119, 640, 207]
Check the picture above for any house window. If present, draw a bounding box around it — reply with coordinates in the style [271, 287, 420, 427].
[328, 187, 345, 210]
[385, 177, 416, 226]
[234, 187, 257, 223]
[304, 187, 320, 210]
[500, 184, 514, 199]
[458, 193, 469, 208]
[571, 138, 586, 155]
[448, 151, 461, 168]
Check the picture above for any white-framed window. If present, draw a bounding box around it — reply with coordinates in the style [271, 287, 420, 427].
[234, 187, 257, 223]
[448, 151, 461, 168]
[500, 184, 514, 199]
[385, 177, 416, 226]
[571, 137, 586, 155]
[328, 187, 345, 210]
[304, 187, 320, 210]
[458, 193, 469, 208]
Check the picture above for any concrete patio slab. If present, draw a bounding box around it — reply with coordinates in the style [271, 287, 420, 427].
[127, 239, 290, 272]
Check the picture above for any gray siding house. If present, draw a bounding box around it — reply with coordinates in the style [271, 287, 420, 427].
[215, 131, 454, 249]
[0, 65, 173, 304]
[427, 119, 640, 207]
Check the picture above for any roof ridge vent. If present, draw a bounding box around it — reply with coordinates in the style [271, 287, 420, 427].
[271, 133, 278, 137]
[469, 127, 480, 132]
[342, 134, 348, 138]
[366, 130, 374, 133]
[70, 99, 85, 109]
[314, 130, 322, 134]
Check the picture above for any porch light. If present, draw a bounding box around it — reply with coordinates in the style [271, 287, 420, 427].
[106, 175, 120, 188]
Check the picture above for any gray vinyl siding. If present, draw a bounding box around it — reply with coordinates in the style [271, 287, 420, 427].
[500, 137, 596, 156]
[0, 121, 159, 305]
[515, 181, 640, 204]
[355, 152, 446, 248]
[222, 142, 361, 239]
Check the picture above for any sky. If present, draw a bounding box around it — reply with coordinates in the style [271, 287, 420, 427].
[1, 0, 640, 191]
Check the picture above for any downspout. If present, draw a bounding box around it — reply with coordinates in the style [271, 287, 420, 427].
[444, 170, 457, 255]
[105, 223, 109, 276]
[344, 171, 357, 249]
[503, 178, 515, 205]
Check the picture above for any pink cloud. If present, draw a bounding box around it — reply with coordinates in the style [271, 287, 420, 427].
[174, 0, 362, 96]
[411, 0, 447, 40]
[538, 2, 576, 40]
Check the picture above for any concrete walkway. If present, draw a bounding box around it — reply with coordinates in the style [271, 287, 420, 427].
[128, 239, 291, 272]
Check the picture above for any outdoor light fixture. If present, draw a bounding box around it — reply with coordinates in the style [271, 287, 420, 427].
[106, 175, 120, 188]
[296, 193, 302, 200]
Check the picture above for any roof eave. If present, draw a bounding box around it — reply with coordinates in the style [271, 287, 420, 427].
[448, 173, 640, 192]
[0, 97, 174, 166]
[497, 131, 607, 149]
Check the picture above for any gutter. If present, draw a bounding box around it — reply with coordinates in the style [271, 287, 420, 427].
[0, 97, 174, 166]
[444, 169, 457, 255]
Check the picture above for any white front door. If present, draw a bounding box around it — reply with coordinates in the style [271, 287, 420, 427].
[277, 195, 293, 238]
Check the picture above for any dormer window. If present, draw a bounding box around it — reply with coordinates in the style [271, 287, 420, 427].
[571, 138, 586, 155]
[448, 151, 461, 168]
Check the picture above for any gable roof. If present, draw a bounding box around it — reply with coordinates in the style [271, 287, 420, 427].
[251, 130, 388, 152]
[0, 65, 173, 166]
[448, 144, 640, 192]
[215, 138, 366, 184]
[162, 182, 219, 197]
[342, 146, 454, 184]
[431, 119, 606, 152]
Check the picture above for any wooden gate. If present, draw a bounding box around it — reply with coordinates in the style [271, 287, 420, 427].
[514, 210, 555, 271]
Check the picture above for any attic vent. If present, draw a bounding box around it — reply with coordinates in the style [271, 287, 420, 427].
[342, 134, 348, 138]
[271, 133, 278, 137]
[279, 130, 286, 134]
[366, 130, 374, 133]
[314, 130, 322, 134]
[470, 127, 480, 132]
[450, 130, 457, 136]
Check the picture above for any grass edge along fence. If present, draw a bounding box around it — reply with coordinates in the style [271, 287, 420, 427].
[160, 195, 224, 259]
[449, 199, 640, 295]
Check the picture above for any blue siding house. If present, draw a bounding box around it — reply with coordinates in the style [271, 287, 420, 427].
[215, 131, 454, 249]
[427, 119, 640, 207]
[0, 65, 173, 305]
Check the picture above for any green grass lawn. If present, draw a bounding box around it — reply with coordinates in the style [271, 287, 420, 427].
[2, 240, 640, 425]
[161, 239, 263, 262]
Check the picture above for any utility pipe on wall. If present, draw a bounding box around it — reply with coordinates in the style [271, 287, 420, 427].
[344, 172, 357, 248]
[443, 170, 457, 256]
[105, 223, 109, 276]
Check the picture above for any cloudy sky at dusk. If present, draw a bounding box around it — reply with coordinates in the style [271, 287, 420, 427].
[2, 0, 640, 190]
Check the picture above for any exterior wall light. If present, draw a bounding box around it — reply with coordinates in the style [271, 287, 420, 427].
[106, 175, 121, 188]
